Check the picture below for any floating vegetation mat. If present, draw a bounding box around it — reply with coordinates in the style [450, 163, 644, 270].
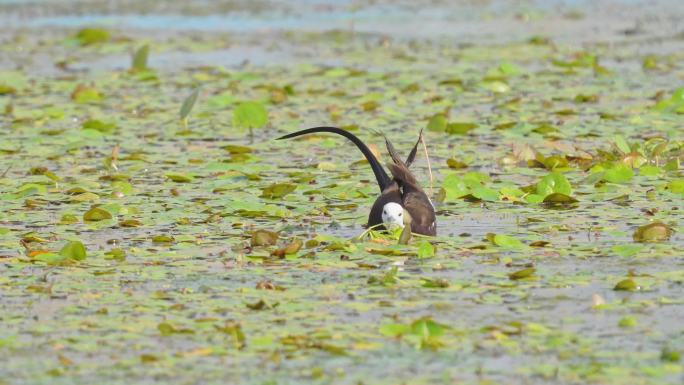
[0, 2, 683, 384]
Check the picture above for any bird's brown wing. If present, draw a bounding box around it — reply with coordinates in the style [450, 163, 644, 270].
[387, 162, 436, 236]
[386, 161, 418, 186]
[384, 130, 422, 168]
[402, 191, 437, 236]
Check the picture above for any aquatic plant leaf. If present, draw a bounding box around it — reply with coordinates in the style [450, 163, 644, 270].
[75, 28, 110, 45]
[410, 318, 445, 339]
[472, 186, 499, 202]
[542, 192, 578, 207]
[426, 114, 447, 132]
[611, 244, 643, 257]
[491, 234, 525, 250]
[614, 135, 631, 154]
[251, 230, 279, 247]
[59, 240, 86, 261]
[398, 224, 412, 245]
[618, 316, 637, 328]
[421, 277, 449, 288]
[82, 119, 116, 133]
[536, 172, 572, 197]
[446, 122, 477, 135]
[232, 101, 268, 129]
[446, 158, 468, 169]
[632, 222, 673, 243]
[614, 278, 637, 291]
[131, 45, 149, 72]
[261, 183, 296, 199]
[119, 219, 142, 228]
[83, 207, 113, 222]
[271, 238, 302, 257]
[32, 252, 69, 265]
[180, 88, 200, 120]
[165, 173, 193, 183]
[603, 163, 634, 183]
[71, 85, 102, 103]
[661, 348, 681, 363]
[0, 84, 16, 95]
[417, 241, 435, 258]
[379, 323, 411, 337]
[509, 268, 536, 280]
[666, 179, 684, 194]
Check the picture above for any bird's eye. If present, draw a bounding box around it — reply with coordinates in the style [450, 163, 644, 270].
[398, 212, 402, 217]
[383, 210, 387, 215]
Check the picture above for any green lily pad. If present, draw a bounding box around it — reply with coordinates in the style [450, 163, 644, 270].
[83, 207, 113, 222]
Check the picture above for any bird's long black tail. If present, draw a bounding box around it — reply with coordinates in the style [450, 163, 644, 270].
[277, 126, 391, 191]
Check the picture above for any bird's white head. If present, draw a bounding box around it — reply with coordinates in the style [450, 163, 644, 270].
[381, 202, 405, 229]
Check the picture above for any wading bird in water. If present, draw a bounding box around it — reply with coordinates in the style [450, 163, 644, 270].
[277, 127, 436, 236]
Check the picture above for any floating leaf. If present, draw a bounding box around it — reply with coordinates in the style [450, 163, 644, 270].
[157, 322, 193, 336]
[618, 316, 637, 328]
[271, 238, 302, 257]
[165, 173, 193, 183]
[490, 234, 525, 250]
[536, 172, 572, 197]
[411, 318, 445, 339]
[426, 114, 447, 132]
[261, 183, 296, 199]
[59, 240, 87, 261]
[417, 241, 435, 259]
[223, 145, 253, 154]
[32, 252, 68, 265]
[379, 323, 411, 337]
[603, 163, 634, 183]
[612, 244, 643, 257]
[614, 278, 637, 291]
[446, 158, 468, 169]
[471, 186, 499, 202]
[71, 85, 102, 104]
[360, 100, 379, 111]
[421, 278, 449, 288]
[542, 192, 578, 207]
[246, 299, 278, 310]
[70, 192, 100, 203]
[666, 179, 684, 194]
[661, 348, 681, 363]
[75, 28, 110, 45]
[508, 268, 536, 280]
[152, 235, 174, 243]
[0, 84, 16, 95]
[119, 219, 143, 228]
[445, 122, 477, 135]
[632, 222, 673, 243]
[214, 322, 246, 349]
[104, 248, 126, 261]
[59, 214, 79, 225]
[83, 207, 113, 222]
[251, 230, 279, 247]
[82, 119, 116, 133]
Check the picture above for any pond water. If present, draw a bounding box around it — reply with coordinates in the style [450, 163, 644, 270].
[0, 1, 683, 384]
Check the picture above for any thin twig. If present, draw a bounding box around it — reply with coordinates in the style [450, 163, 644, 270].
[1, 164, 11, 178]
[355, 223, 384, 241]
[419, 131, 433, 197]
